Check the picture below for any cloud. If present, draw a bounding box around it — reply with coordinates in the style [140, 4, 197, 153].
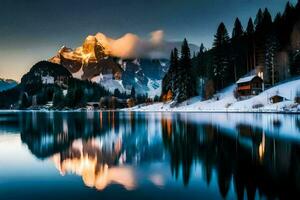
[91, 30, 198, 59]
[150, 30, 164, 45]
[93, 30, 165, 59]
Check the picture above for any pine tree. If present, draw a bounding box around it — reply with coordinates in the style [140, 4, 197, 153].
[53, 89, 64, 107]
[265, 34, 280, 85]
[246, 18, 255, 69]
[170, 48, 179, 94]
[130, 86, 136, 98]
[296, 0, 300, 19]
[113, 88, 121, 98]
[66, 87, 75, 107]
[274, 13, 282, 27]
[282, 2, 296, 29]
[161, 51, 173, 97]
[232, 18, 244, 38]
[20, 92, 30, 109]
[74, 86, 84, 106]
[213, 23, 230, 47]
[283, 2, 294, 19]
[245, 18, 256, 71]
[291, 51, 300, 76]
[246, 18, 254, 35]
[255, 9, 264, 32]
[175, 39, 197, 102]
[273, 13, 282, 41]
[184, 39, 198, 98]
[281, 2, 296, 46]
[176, 41, 188, 102]
[255, 8, 273, 69]
[213, 23, 231, 90]
[197, 43, 207, 78]
[162, 49, 178, 99]
[199, 43, 205, 54]
[172, 48, 180, 99]
[262, 8, 272, 33]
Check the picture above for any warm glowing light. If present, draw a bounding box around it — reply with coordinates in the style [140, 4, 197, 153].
[52, 138, 136, 191]
[259, 133, 265, 162]
[100, 112, 103, 129]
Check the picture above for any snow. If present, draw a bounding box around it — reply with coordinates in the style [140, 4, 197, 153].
[90, 72, 162, 97]
[91, 73, 126, 93]
[42, 75, 54, 84]
[159, 60, 167, 67]
[236, 75, 257, 84]
[133, 59, 140, 66]
[125, 78, 300, 113]
[147, 79, 162, 98]
[73, 67, 84, 79]
[91, 74, 101, 83]
[99, 79, 126, 93]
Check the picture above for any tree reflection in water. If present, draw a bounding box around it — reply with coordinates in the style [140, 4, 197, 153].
[161, 113, 300, 199]
[2, 111, 300, 199]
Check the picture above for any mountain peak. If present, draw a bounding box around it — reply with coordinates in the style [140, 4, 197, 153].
[48, 31, 199, 97]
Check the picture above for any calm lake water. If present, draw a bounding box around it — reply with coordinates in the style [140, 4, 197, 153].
[0, 111, 300, 200]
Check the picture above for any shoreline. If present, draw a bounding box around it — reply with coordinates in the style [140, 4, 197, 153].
[0, 109, 299, 114]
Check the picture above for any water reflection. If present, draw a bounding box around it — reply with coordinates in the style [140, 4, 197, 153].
[52, 138, 135, 190]
[0, 112, 300, 199]
[161, 113, 300, 199]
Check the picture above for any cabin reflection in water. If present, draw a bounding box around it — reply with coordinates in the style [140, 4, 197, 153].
[8, 112, 300, 199]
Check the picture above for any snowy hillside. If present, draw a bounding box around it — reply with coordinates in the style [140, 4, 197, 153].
[125, 78, 300, 112]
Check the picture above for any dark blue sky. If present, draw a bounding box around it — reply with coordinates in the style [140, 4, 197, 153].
[0, 0, 293, 80]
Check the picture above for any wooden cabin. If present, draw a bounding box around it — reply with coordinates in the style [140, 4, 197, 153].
[236, 75, 263, 96]
[270, 95, 284, 104]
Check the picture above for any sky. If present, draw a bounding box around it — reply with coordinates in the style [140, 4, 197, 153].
[0, 0, 294, 81]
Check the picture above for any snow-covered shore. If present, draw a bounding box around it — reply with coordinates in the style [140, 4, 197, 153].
[125, 78, 300, 113]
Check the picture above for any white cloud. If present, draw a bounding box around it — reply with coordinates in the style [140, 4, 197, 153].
[91, 30, 198, 59]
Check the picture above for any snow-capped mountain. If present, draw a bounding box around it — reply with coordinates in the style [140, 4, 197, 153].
[49, 32, 196, 97]
[0, 78, 17, 92]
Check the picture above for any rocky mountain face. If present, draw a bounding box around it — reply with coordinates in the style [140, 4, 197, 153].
[0, 78, 17, 92]
[49, 33, 171, 97]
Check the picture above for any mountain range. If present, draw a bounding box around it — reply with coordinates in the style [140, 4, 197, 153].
[0, 78, 17, 92]
[49, 32, 198, 97]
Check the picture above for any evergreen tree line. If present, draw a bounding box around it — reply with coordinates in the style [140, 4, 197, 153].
[59, 79, 110, 108]
[18, 79, 111, 109]
[189, 1, 300, 100]
[113, 86, 160, 106]
[161, 39, 198, 103]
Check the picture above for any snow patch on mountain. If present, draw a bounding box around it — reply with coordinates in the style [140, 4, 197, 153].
[147, 79, 161, 98]
[101, 79, 126, 93]
[73, 66, 84, 79]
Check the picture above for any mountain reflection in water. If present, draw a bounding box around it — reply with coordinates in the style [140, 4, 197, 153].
[0, 111, 300, 199]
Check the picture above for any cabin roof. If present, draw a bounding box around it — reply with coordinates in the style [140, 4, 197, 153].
[236, 75, 258, 84]
[270, 94, 284, 98]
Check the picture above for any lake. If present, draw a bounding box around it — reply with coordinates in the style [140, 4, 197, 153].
[0, 111, 300, 200]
